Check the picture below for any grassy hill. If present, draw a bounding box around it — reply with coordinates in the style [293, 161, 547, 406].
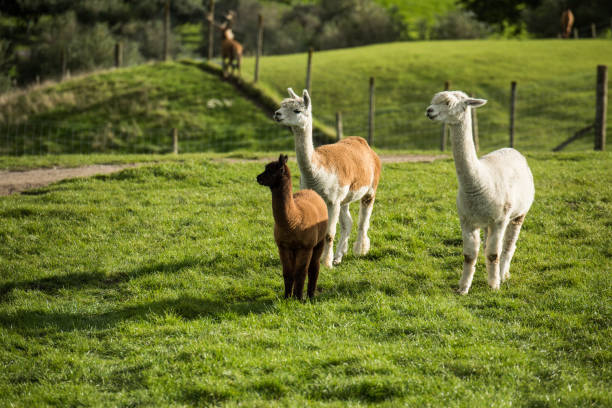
[243, 39, 612, 151]
[0, 62, 292, 155]
[0, 152, 610, 405]
[1, 39, 611, 154]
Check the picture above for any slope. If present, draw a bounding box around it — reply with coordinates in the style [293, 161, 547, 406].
[0, 62, 291, 155]
[242, 39, 612, 151]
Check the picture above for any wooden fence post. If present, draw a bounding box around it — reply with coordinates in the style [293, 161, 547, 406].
[440, 80, 450, 151]
[368, 77, 375, 146]
[207, 0, 215, 60]
[305, 48, 313, 93]
[595, 65, 607, 150]
[336, 111, 343, 141]
[61, 47, 67, 80]
[163, 0, 170, 61]
[470, 93, 479, 153]
[591, 23, 597, 38]
[115, 42, 123, 68]
[509, 81, 517, 148]
[254, 14, 263, 83]
[172, 128, 179, 154]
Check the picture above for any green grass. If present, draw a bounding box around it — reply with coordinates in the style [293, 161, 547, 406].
[3, 39, 611, 155]
[0, 62, 291, 155]
[242, 39, 612, 151]
[1, 152, 610, 406]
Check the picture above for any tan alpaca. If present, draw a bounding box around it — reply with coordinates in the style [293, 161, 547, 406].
[274, 89, 381, 268]
[221, 38, 242, 78]
[207, 10, 242, 77]
[257, 155, 328, 299]
[560, 9, 574, 39]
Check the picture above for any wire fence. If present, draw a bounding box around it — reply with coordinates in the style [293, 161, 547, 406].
[0, 68, 607, 155]
[0, 121, 293, 156]
[317, 70, 605, 151]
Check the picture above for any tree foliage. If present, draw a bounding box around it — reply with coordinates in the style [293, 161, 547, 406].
[458, 0, 542, 26]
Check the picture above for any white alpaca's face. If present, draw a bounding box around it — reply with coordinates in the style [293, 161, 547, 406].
[426, 91, 486, 124]
[274, 89, 311, 127]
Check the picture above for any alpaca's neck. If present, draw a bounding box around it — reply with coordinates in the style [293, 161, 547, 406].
[271, 177, 299, 230]
[292, 118, 316, 178]
[449, 111, 486, 193]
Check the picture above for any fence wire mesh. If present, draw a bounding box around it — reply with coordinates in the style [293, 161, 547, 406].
[0, 70, 606, 155]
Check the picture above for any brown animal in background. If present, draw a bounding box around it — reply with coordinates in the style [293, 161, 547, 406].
[221, 36, 242, 78]
[257, 155, 328, 299]
[560, 8, 574, 38]
[207, 10, 243, 77]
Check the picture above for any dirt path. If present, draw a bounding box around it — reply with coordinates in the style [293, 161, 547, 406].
[0, 155, 447, 196]
[0, 164, 139, 196]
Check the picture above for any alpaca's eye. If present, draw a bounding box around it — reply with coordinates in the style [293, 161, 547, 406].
[293, 110, 301, 114]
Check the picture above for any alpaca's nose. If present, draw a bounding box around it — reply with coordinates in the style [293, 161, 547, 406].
[426, 107, 434, 114]
[274, 111, 282, 121]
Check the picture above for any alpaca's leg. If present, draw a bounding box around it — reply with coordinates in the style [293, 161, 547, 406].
[458, 226, 480, 295]
[322, 203, 340, 268]
[334, 204, 352, 265]
[222, 57, 228, 78]
[293, 248, 313, 300]
[307, 241, 324, 298]
[354, 194, 375, 256]
[500, 215, 525, 282]
[278, 247, 295, 298]
[483, 227, 488, 252]
[485, 222, 507, 290]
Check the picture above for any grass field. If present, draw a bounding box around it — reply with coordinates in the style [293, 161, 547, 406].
[0, 62, 291, 155]
[243, 39, 612, 151]
[1, 152, 610, 406]
[2, 39, 611, 155]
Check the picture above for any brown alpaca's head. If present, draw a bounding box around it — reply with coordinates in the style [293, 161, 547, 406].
[257, 154, 290, 189]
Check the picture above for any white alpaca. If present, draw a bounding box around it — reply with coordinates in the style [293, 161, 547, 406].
[426, 91, 535, 295]
[274, 88, 381, 268]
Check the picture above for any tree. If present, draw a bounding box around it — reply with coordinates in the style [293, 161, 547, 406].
[458, 0, 541, 27]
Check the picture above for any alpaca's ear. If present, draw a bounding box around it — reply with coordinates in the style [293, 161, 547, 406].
[278, 154, 288, 165]
[288, 88, 299, 99]
[302, 89, 311, 110]
[465, 98, 487, 108]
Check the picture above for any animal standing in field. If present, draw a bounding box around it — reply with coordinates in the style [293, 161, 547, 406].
[560, 8, 574, 38]
[257, 154, 328, 299]
[426, 91, 535, 295]
[207, 10, 243, 77]
[221, 35, 242, 78]
[274, 89, 381, 268]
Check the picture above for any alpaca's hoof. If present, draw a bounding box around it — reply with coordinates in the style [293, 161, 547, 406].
[353, 237, 370, 256]
[321, 257, 333, 269]
[488, 281, 500, 290]
[456, 287, 469, 295]
[332, 256, 343, 266]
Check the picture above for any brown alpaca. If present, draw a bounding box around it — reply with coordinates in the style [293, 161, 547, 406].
[560, 9, 574, 39]
[221, 37, 242, 78]
[257, 155, 328, 299]
[207, 10, 243, 77]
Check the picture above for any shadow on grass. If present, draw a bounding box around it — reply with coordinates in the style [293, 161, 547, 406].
[0, 294, 275, 333]
[0, 258, 201, 300]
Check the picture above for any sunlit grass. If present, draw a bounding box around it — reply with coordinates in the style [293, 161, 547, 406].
[243, 39, 612, 151]
[1, 152, 610, 406]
